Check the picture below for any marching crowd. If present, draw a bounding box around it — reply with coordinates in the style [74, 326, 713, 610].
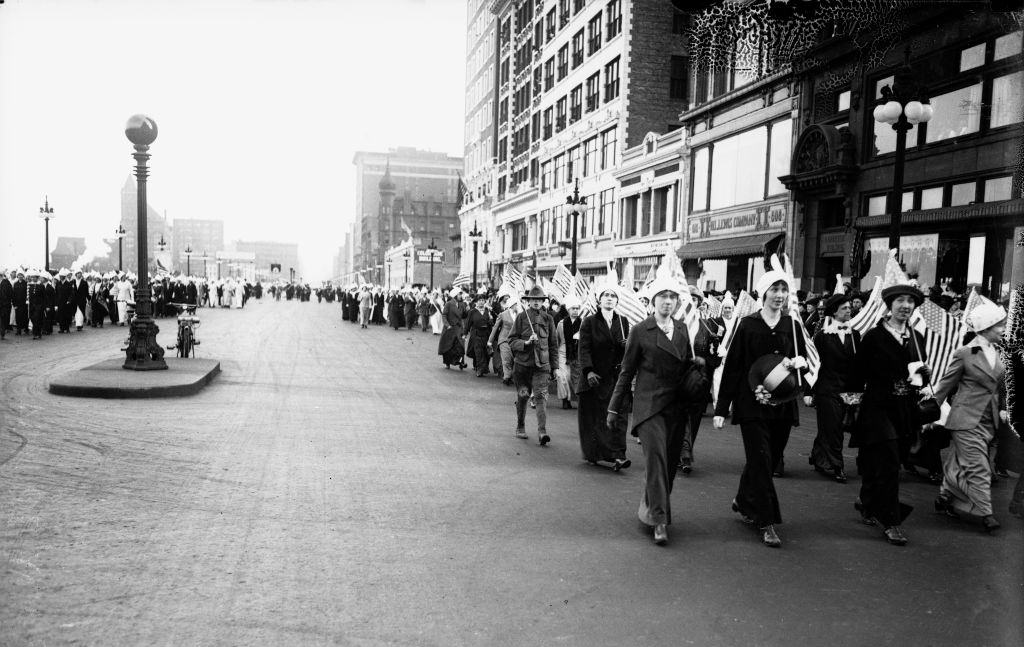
[0, 266, 265, 341]
[326, 258, 1022, 550]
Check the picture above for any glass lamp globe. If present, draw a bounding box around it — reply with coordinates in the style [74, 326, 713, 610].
[872, 104, 888, 123]
[883, 101, 903, 123]
[904, 101, 924, 123]
[920, 103, 934, 123]
[125, 114, 158, 146]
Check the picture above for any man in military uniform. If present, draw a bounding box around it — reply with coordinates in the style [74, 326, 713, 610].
[507, 286, 559, 445]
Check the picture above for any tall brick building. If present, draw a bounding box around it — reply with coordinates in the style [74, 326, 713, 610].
[469, 0, 691, 284]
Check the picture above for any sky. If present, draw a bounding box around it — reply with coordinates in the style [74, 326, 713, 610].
[0, 0, 467, 281]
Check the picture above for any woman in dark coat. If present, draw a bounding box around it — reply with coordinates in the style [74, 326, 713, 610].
[388, 291, 405, 330]
[851, 284, 930, 546]
[465, 294, 493, 377]
[438, 290, 467, 369]
[577, 285, 630, 469]
[714, 265, 808, 548]
[372, 290, 385, 325]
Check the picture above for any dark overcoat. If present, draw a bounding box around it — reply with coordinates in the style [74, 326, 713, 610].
[608, 316, 694, 431]
[576, 311, 628, 395]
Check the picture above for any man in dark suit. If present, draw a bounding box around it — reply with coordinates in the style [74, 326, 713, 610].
[608, 275, 695, 546]
[41, 273, 57, 335]
[55, 270, 73, 333]
[0, 269, 14, 339]
[186, 279, 199, 306]
[807, 293, 863, 483]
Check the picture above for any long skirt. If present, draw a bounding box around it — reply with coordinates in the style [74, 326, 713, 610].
[636, 403, 686, 526]
[429, 310, 443, 334]
[941, 420, 996, 517]
[438, 328, 464, 366]
[578, 382, 628, 463]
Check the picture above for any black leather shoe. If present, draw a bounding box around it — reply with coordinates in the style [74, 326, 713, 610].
[653, 524, 668, 545]
[538, 433, 550, 446]
[612, 458, 631, 472]
[982, 515, 1000, 533]
[761, 524, 782, 547]
[833, 469, 848, 484]
[680, 457, 693, 475]
[934, 494, 959, 519]
[732, 499, 754, 525]
[883, 526, 908, 546]
[854, 499, 877, 525]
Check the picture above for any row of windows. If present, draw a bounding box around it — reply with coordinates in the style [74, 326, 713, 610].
[540, 2, 621, 92]
[865, 175, 1017, 217]
[539, 127, 618, 192]
[539, 57, 620, 139]
[690, 119, 793, 212]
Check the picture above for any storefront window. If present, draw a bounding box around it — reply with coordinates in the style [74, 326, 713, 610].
[990, 71, 1023, 128]
[951, 181, 976, 206]
[866, 234, 938, 288]
[710, 127, 767, 210]
[984, 176, 1013, 202]
[925, 83, 982, 143]
[767, 119, 792, 196]
[691, 147, 709, 211]
[994, 31, 1022, 61]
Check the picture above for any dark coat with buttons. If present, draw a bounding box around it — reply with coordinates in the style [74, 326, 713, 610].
[576, 311, 628, 394]
[714, 311, 807, 425]
[608, 316, 694, 431]
[812, 326, 863, 396]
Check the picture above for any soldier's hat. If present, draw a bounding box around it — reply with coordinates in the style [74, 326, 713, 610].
[522, 285, 546, 300]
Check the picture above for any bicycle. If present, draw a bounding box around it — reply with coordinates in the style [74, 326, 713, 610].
[166, 302, 201, 358]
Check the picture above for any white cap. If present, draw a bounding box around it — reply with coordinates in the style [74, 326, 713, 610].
[967, 301, 1006, 333]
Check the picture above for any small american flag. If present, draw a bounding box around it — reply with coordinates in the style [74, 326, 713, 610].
[552, 264, 574, 301]
[849, 276, 885, 336]
[616, 282, 648, 325]
[912, 299, 966, 382]
[704, 295, 723, 319]
[734, 290, 758, 319]
[452, 273, 471, 289]
[501, 266, 524, 295]
[572, 271, 596, 316]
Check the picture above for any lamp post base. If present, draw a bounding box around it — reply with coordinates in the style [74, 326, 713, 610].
[123, 318, 168, 370]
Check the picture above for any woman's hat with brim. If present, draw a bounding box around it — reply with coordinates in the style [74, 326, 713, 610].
[881, 284, 924, 307]
[522, 285, 546, 300]
[748, 354, 800, 404]
[688, 285, 704, 303]
[822, 293, 851, 317]
[966, 301, 1006, 332]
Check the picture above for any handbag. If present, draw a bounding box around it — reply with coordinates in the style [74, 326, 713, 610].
[910, 331, 941, 425]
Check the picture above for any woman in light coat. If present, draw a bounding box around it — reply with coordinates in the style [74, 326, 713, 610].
[933, 301, 1008, 533]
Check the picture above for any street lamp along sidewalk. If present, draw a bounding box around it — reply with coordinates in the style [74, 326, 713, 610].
[467, 222, 484, 293]
[872, 47, 933, 259]
[565, 178, 586, 275]
[39, 196, 55, 274]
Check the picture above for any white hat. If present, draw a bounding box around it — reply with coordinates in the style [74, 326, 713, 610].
[722, 291, 735, 308]
[646, 261, 683, 298]
[755, 254, 792, 299]
[967, 301, 1006, 333]
[563, 294, 581, 308]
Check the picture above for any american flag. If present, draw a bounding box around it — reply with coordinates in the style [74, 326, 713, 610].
[960, 286, 982, 325]
[705, 294, 723, 319]
[572, 271, 597, 316]
[616, 281, 648, 325]
[552, 264, 573, 301]
[452, 273, 471, 289]
[734, 290, 758, 319]
[849, 276, 886, 336]
[501, 266, 524, 295]
[912, 299, 966, 382]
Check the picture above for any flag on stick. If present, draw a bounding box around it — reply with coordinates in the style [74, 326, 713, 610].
[912, 299, 966, 382]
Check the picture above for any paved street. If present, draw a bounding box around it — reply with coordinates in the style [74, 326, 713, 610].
[1, 300, 1021, 646]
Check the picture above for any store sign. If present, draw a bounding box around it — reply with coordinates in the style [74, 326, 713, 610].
[417, 249, 444, 263]
[616, 237, 675, 256]
[687, 202, 788, 240]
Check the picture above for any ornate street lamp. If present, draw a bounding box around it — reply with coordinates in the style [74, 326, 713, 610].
[157, 234, 167, 253]
[401, 249, 411, 284]
[39, 197, 55, 273]
[184, 244, 193, 276]
[467, 221, 484, 292]
[123, 114, 167, 370]
[872, 49, 933, 256]
[115, 224, 126, 272]
[565, 178, 586, 274]
[426, 238, 439, 290]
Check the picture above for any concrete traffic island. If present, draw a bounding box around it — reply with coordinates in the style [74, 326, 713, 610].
[48, 358, 220, 398]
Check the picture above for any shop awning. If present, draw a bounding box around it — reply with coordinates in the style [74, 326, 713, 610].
[677, 232, 782, 260]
